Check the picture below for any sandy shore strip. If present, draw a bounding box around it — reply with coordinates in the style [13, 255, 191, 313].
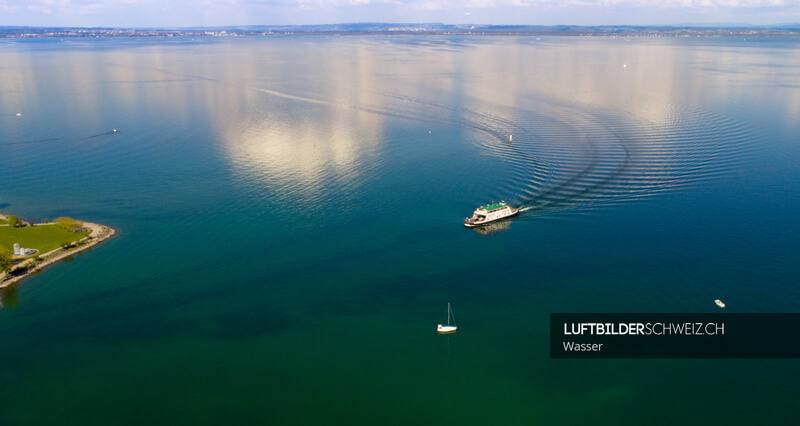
[0, 220, 116, 289]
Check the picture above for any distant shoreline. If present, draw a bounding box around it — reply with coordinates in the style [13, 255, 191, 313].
[2, 24, 800, 38]
[0, 214, 116, 290]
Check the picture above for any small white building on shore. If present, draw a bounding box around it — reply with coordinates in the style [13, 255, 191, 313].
[12, 243, 35, 257]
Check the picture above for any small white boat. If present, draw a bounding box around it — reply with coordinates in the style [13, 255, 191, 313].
[715, 299, 725, 308]
[464, 201, 519, 228]
[437, 303, 457, 334]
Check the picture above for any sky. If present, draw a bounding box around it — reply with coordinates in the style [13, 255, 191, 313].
[1, 0, 799, 27]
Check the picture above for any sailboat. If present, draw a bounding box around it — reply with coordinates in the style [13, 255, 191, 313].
[437, 303, 457, 334]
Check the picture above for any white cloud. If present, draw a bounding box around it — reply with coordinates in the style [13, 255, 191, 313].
[6, 0, 158, 15]
[2, 0, 799, 26]
[291, 0, 796, 7]
[5, 0, 798, 14]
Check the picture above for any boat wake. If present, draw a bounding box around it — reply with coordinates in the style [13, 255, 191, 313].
[2, 130, 118, 149]
[366, 92, 757, 218]
[79, 130, 120, 142]
[502, 101, 757, 217]
[248, 85, 757, 219]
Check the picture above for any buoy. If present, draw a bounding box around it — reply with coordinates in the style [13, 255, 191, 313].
[715, 299, 725, 309]
[509, 134, 513, 142]
[15, 112, 21, 116]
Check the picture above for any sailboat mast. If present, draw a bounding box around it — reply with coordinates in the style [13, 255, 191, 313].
[445, 303, 456, 326]
[449, 303, 452, 325]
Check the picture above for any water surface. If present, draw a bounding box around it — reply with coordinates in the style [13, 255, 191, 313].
[1, 36, 799, 425]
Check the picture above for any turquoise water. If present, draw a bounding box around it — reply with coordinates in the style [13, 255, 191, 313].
[1, 36, 800, 424]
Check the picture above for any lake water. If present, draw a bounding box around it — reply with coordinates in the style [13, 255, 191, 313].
[1, 36, 799, 424]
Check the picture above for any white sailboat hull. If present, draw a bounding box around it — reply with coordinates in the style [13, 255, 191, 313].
[437, 325, 457, 334]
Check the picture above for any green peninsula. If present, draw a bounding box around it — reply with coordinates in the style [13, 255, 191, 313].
[0, 224, 88, 255]
[0, 213, 115, 291]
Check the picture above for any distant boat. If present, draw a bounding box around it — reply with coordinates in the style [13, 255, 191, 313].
[437, 303, 457, 334]
[715, 299, 726, 309]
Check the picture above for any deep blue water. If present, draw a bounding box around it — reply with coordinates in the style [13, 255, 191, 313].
[1, 36, 800, 424]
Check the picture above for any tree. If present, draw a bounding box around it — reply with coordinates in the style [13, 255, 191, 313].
[0, 247, 11, 273]
[7, 215, 20, 228]
[54, 217, 83, 232]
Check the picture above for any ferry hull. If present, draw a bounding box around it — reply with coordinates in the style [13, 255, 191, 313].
[463, 209, 519, 228]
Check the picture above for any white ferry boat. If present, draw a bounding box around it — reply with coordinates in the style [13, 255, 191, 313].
[463, 201, 519, 228]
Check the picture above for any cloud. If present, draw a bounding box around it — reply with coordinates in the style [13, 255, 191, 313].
[2, 0, 799, 26]
[290, 0, 795, 7]
[4, 0, 797, 15]
[6, 0, 157, 15]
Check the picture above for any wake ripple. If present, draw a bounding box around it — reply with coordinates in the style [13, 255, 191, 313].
[506, 101, 757, 217]
[251, 86, 757, 219]
[378, 93, 757, 217]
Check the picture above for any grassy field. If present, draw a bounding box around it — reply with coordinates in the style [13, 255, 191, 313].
[0, 224, 88, 255]
[0, 218, 7, 224]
